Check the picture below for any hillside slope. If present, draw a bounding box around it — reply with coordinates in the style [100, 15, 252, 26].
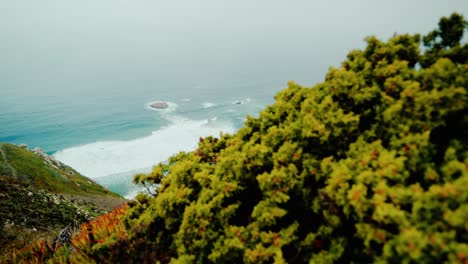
[0, 143, 125, 256]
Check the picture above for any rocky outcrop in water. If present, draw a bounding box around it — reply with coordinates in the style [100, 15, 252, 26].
[150, 101, 169, 109]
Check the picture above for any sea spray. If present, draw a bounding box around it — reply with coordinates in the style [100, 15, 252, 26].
[54, 119, 234, 177]
[54, 105, 235, 197]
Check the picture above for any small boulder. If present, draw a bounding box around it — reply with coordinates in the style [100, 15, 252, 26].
[150, 101, 169, 109]
[18, 144, 28, 149]
[33, 147, 47, 157]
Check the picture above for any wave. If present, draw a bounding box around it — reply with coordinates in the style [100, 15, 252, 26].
[124, 188, 144, 199]
[202, 102, 217, 109]
[232, 98, 251, 105]
[203, 98, 250, 109]
[53, 97, 256, 198]
[93, 167, 152, 199]
[53, 116, 235, 179]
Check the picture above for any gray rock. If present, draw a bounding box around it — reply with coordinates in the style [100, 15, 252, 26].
[54, 226, 72, 246]
[18, 144, 28, 149]
[150, 101, 169, 109]
[33, 147, 47, 157]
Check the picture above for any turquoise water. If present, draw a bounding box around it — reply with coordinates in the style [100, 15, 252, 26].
[0, 77, 290, 197]
[0, 79, 280, 153]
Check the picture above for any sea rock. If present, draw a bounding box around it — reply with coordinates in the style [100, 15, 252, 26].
[18, 144, 28, 149]
[150, 101, 169, 109]
[33, 147, 47, 157]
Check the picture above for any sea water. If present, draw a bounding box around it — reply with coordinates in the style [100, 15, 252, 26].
[0, 78, 288, 198]
[54, 95, 271, 198]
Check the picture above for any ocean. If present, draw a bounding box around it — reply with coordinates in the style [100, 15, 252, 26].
[0, 77, 293, 198]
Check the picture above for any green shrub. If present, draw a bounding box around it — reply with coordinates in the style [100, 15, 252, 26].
[128, 13, 467, 263]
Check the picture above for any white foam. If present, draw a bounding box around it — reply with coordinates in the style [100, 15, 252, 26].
[54, 117, 235, 179]
[202, 102, 217, 109]
[124, 188, 144, 199]
[123, 183, 158, 200]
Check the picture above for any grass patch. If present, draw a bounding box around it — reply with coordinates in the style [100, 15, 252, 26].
[0, 143, 121, 198]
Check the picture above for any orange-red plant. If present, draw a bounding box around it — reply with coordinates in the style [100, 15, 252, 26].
[72, 205, 128, 254]
[11, 204, 128, 263]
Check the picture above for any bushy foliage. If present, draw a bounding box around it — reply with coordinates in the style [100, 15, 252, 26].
[15, 14, 468, 263]
[127, 14, 467, 263]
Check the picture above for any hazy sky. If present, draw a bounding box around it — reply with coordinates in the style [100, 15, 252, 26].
[1, 1, 467, 95]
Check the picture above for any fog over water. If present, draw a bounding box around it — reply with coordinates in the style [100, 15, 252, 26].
[1, 1, 466, 196]
[2, 1, 467, 97]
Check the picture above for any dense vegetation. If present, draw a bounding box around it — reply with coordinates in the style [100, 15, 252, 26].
[0, 143, 125, 259]
[13, 13, 467, 263]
